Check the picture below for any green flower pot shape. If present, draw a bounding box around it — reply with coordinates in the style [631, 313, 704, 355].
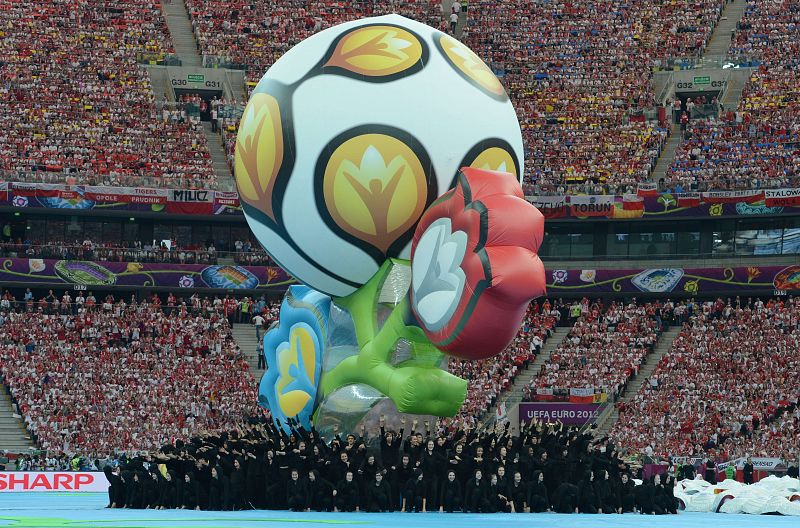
[319, 259, 467, 417]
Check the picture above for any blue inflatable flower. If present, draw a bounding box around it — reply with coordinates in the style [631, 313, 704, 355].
[259, 285, 330, 432]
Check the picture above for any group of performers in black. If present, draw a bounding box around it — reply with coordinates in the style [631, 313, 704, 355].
[104, 416, 678, 514]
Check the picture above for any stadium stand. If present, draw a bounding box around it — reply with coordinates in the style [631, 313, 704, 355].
[525, 299, 663, 400]
[463, 0, 727, 193]
[185, 0, 445, 85]
[611, 297, 800, 460]
[664, 0, 800, 190]
[0, 297, 260, 455]
[0, 0, 215, 189]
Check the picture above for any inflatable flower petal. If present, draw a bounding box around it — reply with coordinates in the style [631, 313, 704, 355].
[410, 167, 546, 360]
[260, 285, 331, 432]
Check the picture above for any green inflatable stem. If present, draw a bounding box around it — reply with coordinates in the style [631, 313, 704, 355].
[320, 260, 467, 417]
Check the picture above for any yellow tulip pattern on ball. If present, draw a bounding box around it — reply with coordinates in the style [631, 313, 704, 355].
[322, 134, 427, 253]
[438, 33, 506, 99]
[467, 147, 518, 177]
[325, 25, 424, 77]
[234, 93, 284, 221]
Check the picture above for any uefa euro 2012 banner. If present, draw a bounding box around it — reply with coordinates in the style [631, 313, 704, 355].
[0, 259, 291, 290]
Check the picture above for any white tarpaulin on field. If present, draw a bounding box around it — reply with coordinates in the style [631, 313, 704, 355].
[675, 476, 800, 516]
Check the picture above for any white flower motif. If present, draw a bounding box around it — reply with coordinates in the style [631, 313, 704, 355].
[12, 196, 28, 207]
[552, 269, 568, 284]
[411, 218, 468, 332]
[28, 259, 45, 273]
[178, 275, 195, 288]
[579, 270, 596, 283]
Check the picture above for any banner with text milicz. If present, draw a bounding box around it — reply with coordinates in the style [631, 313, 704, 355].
[5, 182, 800, 219]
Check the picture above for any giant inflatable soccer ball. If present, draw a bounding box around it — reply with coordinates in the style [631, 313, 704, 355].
[237, 15, 546, 431]
[235, 14, 523, 298]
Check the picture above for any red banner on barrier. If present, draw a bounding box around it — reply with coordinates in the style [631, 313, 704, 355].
[569, 195, 614, 217]
[701, 190, 765, 203]
[765, 189, 800, 207]
[214, 191, 240, 207]
[84, 186, 168, 204]
[637, 182, 659, 197]
[677, 192, 702, 207]
[526, 196, 567, 219]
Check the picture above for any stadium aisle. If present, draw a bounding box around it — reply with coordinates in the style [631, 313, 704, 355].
[0, 493, 797, 528]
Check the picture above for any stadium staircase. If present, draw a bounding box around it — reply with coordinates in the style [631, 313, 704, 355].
[202, 122, 235, 190]
[704, 0, 747, 56]
[0, 388, 34, 453]
[648, 0, 748, 184]
[232, 323, 265, 380]
[448, 0, 467, 39]
[593, 325, 683, 437]
[650, 123, 680, 183]
[483, 326, 571, 429]
[162, 1, 202, 68]
[159, 0, 241, 190]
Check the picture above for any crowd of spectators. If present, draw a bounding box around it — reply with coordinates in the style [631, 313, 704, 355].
[525, 299, 663, 400]
[0, 0, 215, 189]
[446, 300, 560, 430]
[663, 0, 800, 190]
[185, 0, 445, 86]
[0, 237, 276, 266]
[5, 0, 800, 194]
[0, 293, 264, 457]
[0, 239, 218, 264]
[463, 0, 726, 193]
[611, 297, 800, 462]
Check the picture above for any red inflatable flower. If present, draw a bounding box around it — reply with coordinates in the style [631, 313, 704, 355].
[409, 167, 546, 360]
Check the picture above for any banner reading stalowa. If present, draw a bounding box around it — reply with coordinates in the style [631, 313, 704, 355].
[0, 472, 109, 492]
